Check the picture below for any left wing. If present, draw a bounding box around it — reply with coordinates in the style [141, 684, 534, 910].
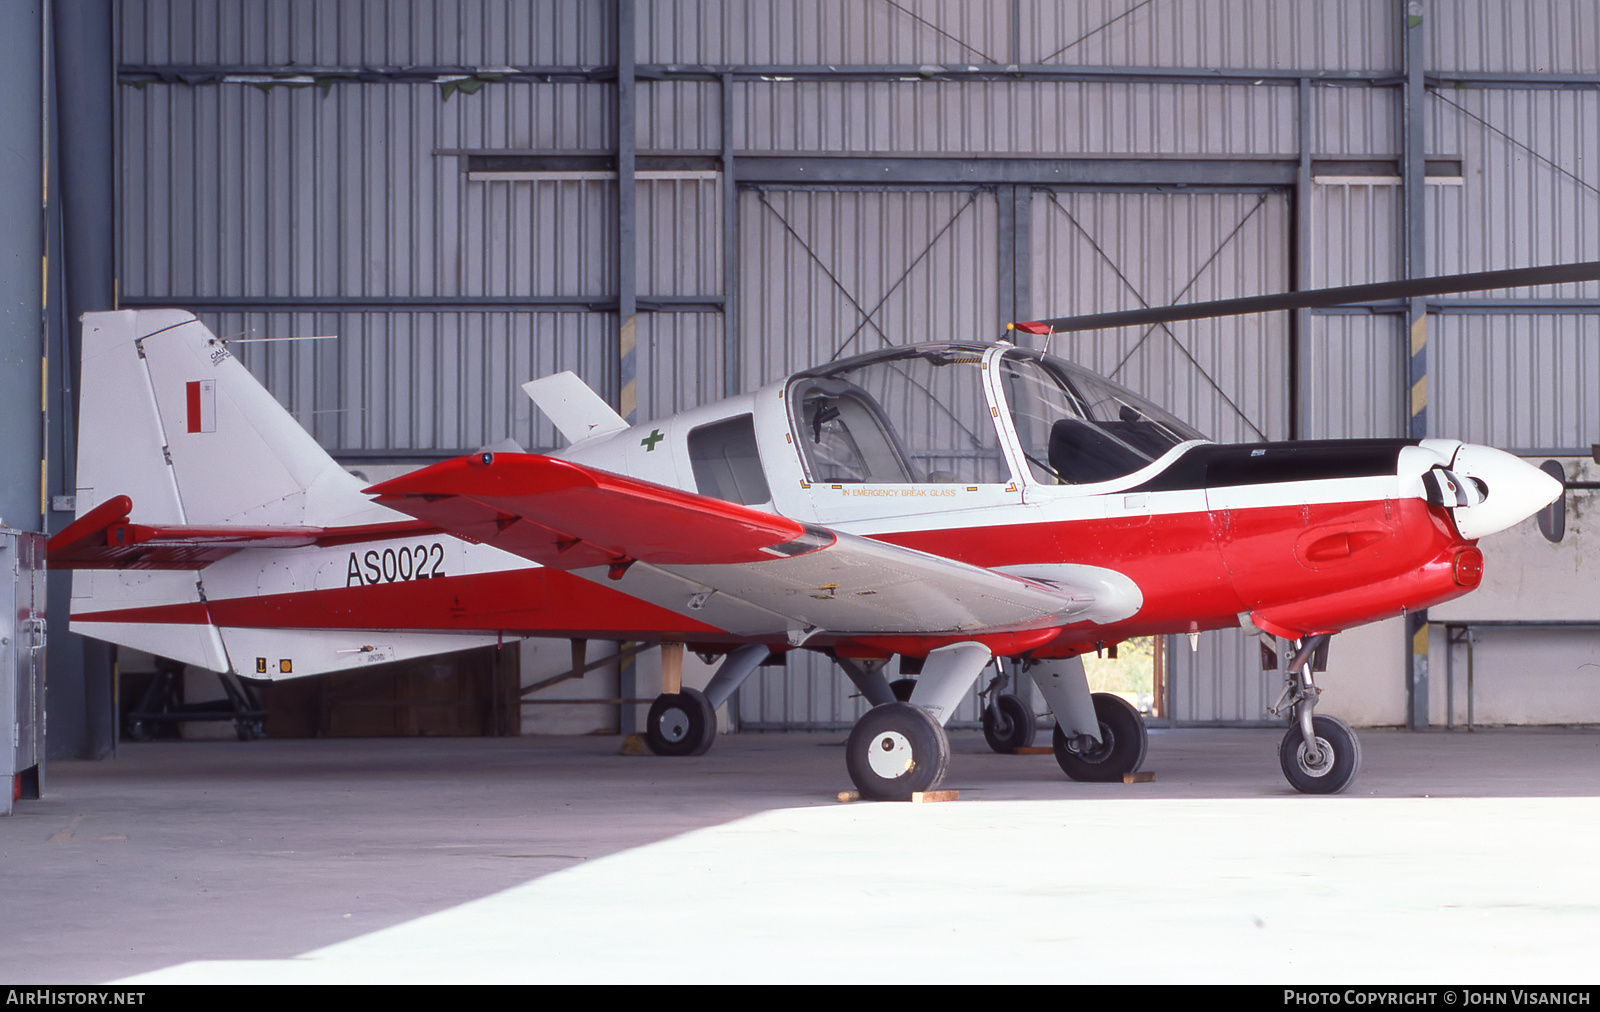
[367, 453, 1101, 638]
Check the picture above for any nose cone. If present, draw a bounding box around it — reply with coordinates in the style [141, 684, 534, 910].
[1445, 445, 1564, 540]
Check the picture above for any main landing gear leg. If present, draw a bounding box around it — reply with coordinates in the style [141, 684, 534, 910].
[835, 655, 898, 708]
[645, 643, 769, 757]
[845, 642, 992, 801]
[1027, 657, 1148, 782]
[1269, 633, 1361, 794]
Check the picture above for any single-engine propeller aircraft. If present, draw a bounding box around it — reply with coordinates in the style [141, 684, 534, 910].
[50, 262, 1597, 799]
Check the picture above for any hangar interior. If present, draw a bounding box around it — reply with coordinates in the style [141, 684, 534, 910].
[12, 0, 1600, 762]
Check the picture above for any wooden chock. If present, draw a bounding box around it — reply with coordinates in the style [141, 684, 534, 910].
[660, 641, 685, 694]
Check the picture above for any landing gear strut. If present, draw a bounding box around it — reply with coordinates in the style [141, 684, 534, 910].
[1269, 633, 1361, 794]
[1052, 692, 1147, 781]
[979, 665, 1035, 753]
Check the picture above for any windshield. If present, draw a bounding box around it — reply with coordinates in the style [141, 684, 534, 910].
[788, 347, 1010, 484]
[999, 348, 1206, 485]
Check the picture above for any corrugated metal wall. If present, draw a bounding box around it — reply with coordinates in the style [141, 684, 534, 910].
[1031, 189, 1290, 444]
[116, 0, 1600, 729]
[641, 0, 1395, 69]
[738, 187, 999, 385]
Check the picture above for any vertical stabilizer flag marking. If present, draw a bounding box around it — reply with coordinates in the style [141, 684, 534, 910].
[186, 380, 216, 433]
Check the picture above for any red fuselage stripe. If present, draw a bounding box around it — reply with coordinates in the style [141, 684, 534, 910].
[76, 496, 1473, 650]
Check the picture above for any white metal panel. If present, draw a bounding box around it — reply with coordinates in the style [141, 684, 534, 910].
[1020, 0, 1395, 71]
[1426, 628, 1600, 725]
[633, 312, 727, 422]
[465, 178, 616, 297]
[1303, 314, 1405, 441]
[736, 79, 1295, 155]
[119, 78, 616, 300]
[638, 80, 722, 151]
[122, 0, 611, 67]
[1313, 83, 1399, 157]
[1312, 181, 1401, 288]
[1430, 0, 1600, 74]
[638, 177, 722, 296]
[641, 0, 1394, 72]
[641, 0, 1012, 65]
[1425, 89, 1600, 296]
[1431, 312, 1600, 450]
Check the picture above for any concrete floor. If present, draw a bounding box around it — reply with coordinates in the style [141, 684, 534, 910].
[3, 725, 1599, 984]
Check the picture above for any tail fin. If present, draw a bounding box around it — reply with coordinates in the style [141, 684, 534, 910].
[76, 310, 382, 529]
[68, 311, 404, 673]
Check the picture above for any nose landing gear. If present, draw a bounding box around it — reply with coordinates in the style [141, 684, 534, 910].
[1268, 633, 1361, 794]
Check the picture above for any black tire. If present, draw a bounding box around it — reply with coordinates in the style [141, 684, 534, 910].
[645, 687, 717, 757]
[1052, 692, 1148, 782]
[1279, 715, 1361, 795]
[888, 678, 916, 703]
[982, 693, 1037, 753]
[845, 702, 950, 801]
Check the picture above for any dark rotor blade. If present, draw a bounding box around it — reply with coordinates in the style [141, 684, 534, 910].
[1016, 260, 1600, 334]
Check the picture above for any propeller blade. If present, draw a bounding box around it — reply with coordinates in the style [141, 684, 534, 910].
[1016, 260, 1600, 334]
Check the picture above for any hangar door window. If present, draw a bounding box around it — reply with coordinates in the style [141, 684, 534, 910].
[689, 415, 771, 506]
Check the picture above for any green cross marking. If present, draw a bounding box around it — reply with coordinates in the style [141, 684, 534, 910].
[641, 428, 665, 452]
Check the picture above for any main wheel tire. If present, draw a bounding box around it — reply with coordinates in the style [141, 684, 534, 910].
[982, 693, 1037, 753]
[888, 678, 917, 703]
[845, 702, 950, 801]
[1053, 692, 1148, 782]
[645, 687, 717, 756]
[1279, 715, 1361, 795]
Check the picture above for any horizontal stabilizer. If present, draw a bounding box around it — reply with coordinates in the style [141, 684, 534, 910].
[49, 494, 441, 570]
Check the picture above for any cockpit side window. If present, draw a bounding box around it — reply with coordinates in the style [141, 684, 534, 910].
[795, 383, 916, 484]
[790, 352, 1009, 484]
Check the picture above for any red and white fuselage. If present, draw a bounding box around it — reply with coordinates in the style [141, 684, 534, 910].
[52, 319, 1560, 677]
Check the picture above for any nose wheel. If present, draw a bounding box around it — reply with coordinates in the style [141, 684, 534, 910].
[1279, 714, 1361, 794]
